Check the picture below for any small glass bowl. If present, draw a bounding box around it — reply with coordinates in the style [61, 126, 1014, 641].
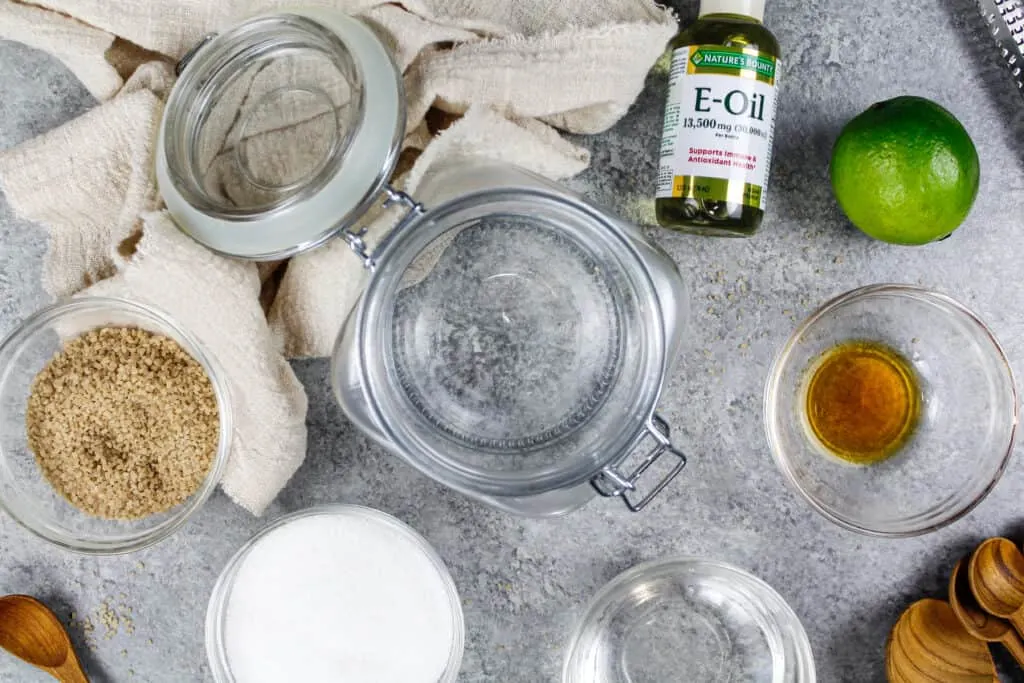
[765, 285, 1017, 537]
[0, 297, 232, 554]
[563, 557, 816, 683]
[206, 505, 465, 682]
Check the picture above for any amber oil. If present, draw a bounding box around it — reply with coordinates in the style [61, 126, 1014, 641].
[803, 342, 921, 465]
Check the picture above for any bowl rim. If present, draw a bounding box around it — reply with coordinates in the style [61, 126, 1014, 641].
[561, 556, 816, 683]
[204, 504, 466, 683]
[763, 283, 1019, 538]
[0, 296, 233, 554]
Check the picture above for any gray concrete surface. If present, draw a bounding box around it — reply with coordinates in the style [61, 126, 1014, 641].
[3, 0, 1024, 680]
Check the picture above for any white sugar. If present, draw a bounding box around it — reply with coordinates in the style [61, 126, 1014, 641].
[222, 511, 458, 683]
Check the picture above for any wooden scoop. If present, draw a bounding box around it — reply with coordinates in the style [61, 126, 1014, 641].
[0, 595, 88, 682]
[968, 537, 1024, 639]
[886, 616, 917, 683]
[886, 598, 997, 682]
[950, 554, 1024, 667]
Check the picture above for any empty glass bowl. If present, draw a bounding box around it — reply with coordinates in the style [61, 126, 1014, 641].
[765, 285, 1017, 537]
[563, 557, 816, 682]
[0, 298, 232, 553]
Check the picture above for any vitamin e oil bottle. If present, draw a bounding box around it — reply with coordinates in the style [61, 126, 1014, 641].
[655, 0, 781, 236]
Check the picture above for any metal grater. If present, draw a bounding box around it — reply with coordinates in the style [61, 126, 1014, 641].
[978, 0, 1024, 92]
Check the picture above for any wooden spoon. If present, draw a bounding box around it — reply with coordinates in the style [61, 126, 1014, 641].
[886, 599, 997, 681]
[886, 613, 917, 683]
[968, 537, 1024, 639]
[0, 595, 88, 682]
[950, 554, 1024, 667]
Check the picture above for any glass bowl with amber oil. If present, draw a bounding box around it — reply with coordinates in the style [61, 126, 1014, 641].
[764, 285, 1017, 537]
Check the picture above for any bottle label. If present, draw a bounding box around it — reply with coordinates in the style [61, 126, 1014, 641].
[656, 45, 780, 210]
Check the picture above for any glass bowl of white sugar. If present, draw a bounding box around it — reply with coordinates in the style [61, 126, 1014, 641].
[206, 505, 464, 682]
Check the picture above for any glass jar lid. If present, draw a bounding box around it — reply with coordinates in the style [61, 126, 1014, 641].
[358, 188, 669, 498]
[156, 10, 404, 260]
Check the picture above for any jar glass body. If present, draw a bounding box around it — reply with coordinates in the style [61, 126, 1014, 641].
[332, 161, 689, 516]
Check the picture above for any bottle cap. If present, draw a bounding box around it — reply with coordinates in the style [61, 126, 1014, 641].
[699, 0, 766, 22]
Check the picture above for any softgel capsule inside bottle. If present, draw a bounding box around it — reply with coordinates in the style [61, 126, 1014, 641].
[655, 0, 781, 237]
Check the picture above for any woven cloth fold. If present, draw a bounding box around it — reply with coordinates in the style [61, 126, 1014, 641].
[0, 0, 123, 100]
[82, 212, 308, 515]
[0, 0, 675, 513]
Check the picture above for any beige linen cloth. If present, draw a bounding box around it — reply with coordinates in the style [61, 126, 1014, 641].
[0, 0, 676, 514]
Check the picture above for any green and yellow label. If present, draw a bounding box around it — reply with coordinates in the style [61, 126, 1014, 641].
[687, 46, 776, 84]
[670, 175, 763, 209]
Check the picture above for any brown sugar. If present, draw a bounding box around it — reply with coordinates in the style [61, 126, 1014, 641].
[25, 327, 219, 519]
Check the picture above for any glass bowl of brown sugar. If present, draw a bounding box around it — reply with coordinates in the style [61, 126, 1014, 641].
[0, 297, 232, 554]
[765, 285, 1017, 537]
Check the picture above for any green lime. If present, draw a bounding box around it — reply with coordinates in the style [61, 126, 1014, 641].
[830, 96, 980, 245]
